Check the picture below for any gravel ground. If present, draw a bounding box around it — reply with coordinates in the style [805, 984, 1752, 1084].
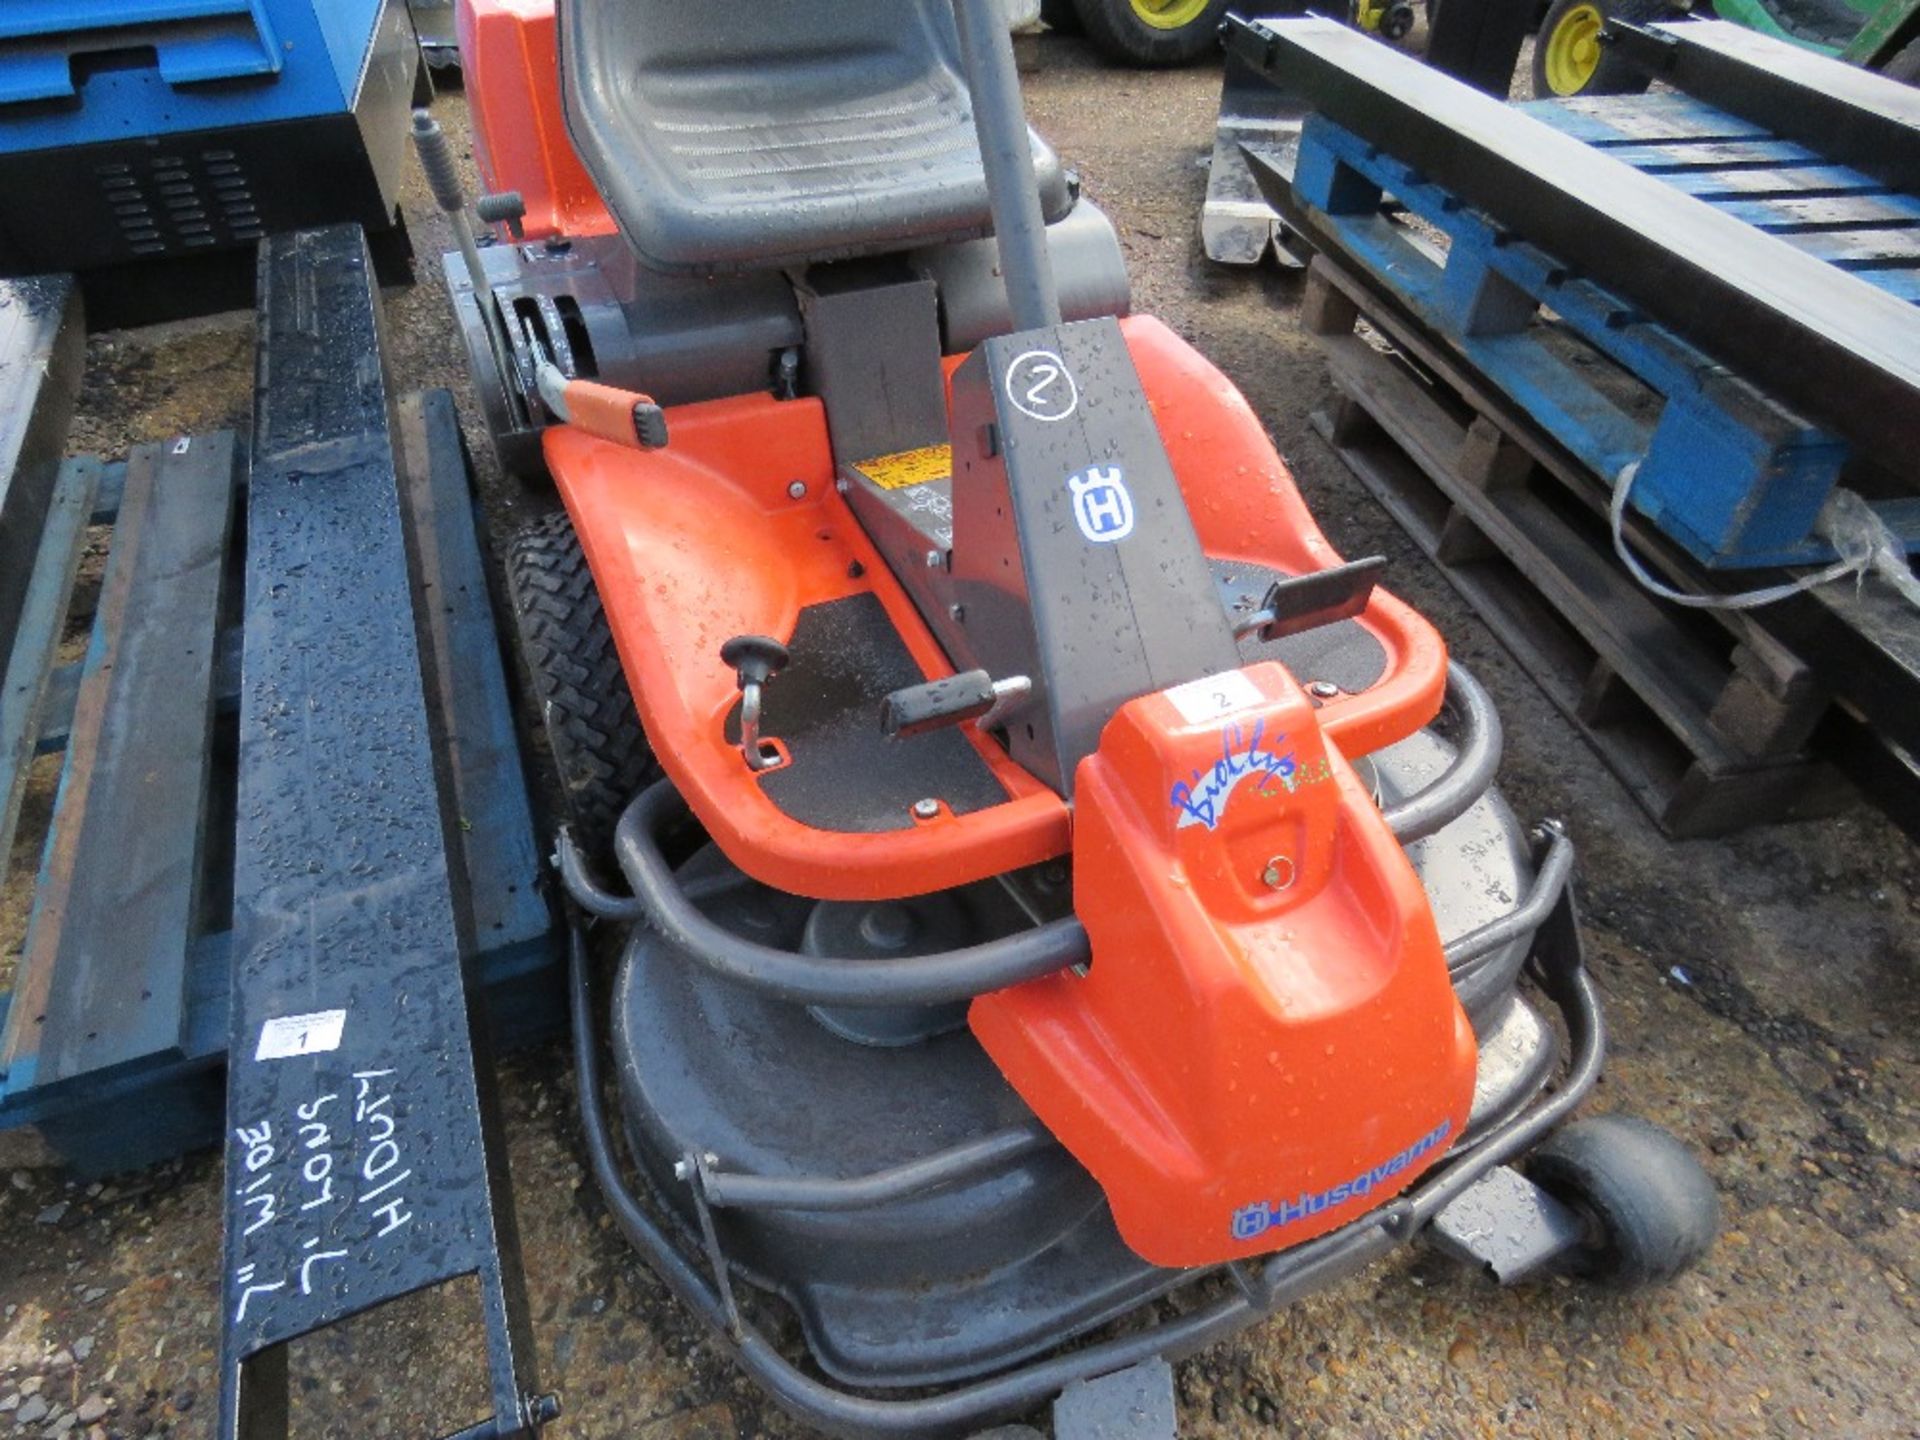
[2, 30, 1917, 1440]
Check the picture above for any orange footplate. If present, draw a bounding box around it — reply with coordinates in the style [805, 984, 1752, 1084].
[971, 661, 1478, 1269]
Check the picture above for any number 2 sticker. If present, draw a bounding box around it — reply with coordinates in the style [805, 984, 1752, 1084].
[1004, 349, 1079, 423]
[1164, 670, 1264, 726]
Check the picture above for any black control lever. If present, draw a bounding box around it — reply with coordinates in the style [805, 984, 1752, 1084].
[1234, 555, 1387, 642]
[882, 671, 1031, 739]
[722, 634, 790, 771]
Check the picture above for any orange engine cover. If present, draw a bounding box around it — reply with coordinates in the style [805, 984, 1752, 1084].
[970, 662, 1477, 1269]
[458, 0, 616, 241]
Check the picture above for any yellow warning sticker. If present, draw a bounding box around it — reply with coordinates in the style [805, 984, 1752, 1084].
[855, 443, 952, 491]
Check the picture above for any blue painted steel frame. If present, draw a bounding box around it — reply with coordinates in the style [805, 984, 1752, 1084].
[0, 0, 385, 151]
[1290, 114, 1920, 570]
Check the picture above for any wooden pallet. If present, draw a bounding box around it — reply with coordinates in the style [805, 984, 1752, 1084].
[1302, 254, 1851, 838]
[0, 393, 556, 1174]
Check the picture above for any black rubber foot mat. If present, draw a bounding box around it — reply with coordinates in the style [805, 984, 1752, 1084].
[732, 593, 1010, 833]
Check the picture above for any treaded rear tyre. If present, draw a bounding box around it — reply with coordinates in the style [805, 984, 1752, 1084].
[505, 509, 657, 856]
[1531, 0, 1666, 98]
[1071, 0, 1231, 66]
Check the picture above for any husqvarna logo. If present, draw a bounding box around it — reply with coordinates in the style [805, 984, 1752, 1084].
[1067, 465, 1134, 544]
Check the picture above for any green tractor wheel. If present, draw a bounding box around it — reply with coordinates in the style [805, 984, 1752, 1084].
[1533, 0, 1669, 97]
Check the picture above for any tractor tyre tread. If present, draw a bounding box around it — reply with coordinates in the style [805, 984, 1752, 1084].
[506, 508, 658, 858]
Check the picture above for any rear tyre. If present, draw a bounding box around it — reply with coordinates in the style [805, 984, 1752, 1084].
[1071, 0, 1232, 66]
[505, 509, 658, 856]
[1528, 1115, 1719, 1288]
[1531, 0, 1665, 98]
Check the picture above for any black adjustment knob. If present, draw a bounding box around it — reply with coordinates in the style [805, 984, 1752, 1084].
[721, 634, 790, 689]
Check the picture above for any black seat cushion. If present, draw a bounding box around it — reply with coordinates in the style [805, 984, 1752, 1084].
[559, 0, 1074, 274]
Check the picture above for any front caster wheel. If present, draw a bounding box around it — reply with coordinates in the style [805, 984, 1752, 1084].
[1529, 1114, 1719, 1288]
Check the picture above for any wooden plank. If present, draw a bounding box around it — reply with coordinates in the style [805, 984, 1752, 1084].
[1709, 193, 1920, 232]
[1660, 165, 1885, 200]
[1300, 255, 1851, 833]
[1599, 138, 1826, 172]
[0, 458, 100, 882]
[1784, 227, 1920, 267]
[1849, 270, 1920, 303]
[36, 624, 241, 758]
[0, 275, 85, 660]
[1524, 93, 1770, 144]
[1318, 329, 1738, 749]
[1310, 374, 1845, 836]
[5, 435, 238, 1091]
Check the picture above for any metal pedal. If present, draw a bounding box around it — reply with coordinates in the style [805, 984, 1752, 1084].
[881, 671, 1031, 738]
[1234, 555, 1387, 641]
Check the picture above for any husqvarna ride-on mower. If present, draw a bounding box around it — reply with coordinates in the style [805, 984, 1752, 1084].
[430, 1, 1717, 1432]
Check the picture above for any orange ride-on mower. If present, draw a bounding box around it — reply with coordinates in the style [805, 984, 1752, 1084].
[426, 2, 1717, 1433]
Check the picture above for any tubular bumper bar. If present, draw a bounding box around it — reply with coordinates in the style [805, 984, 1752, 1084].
[567, 873, 1604, 1438]
[557, 663, 1518, 1005]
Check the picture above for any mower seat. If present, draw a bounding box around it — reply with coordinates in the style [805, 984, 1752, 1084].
[558, 0, 1074, 274]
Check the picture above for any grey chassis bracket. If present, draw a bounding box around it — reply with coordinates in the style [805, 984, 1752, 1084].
[1203, 50, 1310, 268]
[1222, 14, 1920, 463]
[1426, 1163, 1589, 1284]
[1053, 1358, 1178, 1440]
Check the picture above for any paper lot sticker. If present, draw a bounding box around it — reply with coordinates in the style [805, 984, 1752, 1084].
[1005, 349, 1078, 422]
[1164, 669, 1264, 726]
[255, 1009, 347, 1061]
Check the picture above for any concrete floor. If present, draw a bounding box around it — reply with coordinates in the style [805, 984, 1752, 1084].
[1, 29, 1916, 1440]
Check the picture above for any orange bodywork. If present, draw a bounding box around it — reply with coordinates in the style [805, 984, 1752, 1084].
[547, 394, 1071, 901]
[971, 662, 1476, 1267]
[546, 308, 1473, 1266]
[458, 0, 614, 240]
[548, 316, 1447, 901]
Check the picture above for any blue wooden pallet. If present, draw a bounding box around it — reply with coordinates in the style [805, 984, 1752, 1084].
[1289, 101, 1920, 571]
[0, 391, 558, 1176]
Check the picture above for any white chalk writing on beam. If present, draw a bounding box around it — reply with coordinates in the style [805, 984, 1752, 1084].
[229, 1068, 421, 1324]
[353, 1070, 414, 1237]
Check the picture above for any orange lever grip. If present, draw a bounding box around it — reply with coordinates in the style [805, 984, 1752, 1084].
[563, 377, 668, 449]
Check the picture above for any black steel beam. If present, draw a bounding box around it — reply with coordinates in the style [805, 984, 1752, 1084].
[1607, 20, 1920, 196]
[1224, 15, 1920, 464]
[219, 226, 547, 1440]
